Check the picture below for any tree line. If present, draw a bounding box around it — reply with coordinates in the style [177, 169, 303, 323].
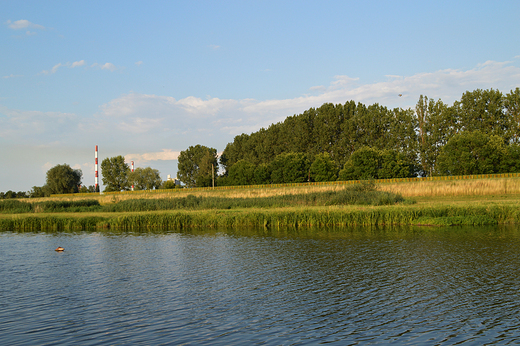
[2, 156, 173, 198]
[4, 87, 519, 196]
[176, 88, 520, 187]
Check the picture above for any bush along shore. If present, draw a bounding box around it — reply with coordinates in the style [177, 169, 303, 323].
[1, 204, 518, 232]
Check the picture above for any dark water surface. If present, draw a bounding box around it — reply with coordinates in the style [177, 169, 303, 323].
[1, 226, 520, 345]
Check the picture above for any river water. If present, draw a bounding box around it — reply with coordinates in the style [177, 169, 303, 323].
[1, 226, 520, 345]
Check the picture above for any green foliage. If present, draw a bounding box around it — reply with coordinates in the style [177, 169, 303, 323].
[436, 131, 507, 175]
[379, 150, 416, 179]
[101, 156, 130, 192]
[0, 199, 101, 213]
[228, 160, 256, 185]
[501, 144, 520, 173]
[177, 145, 218, 187]
[505, 88, 520, 143]
[128, 167, 162, 190]
[310, 153, 338, 182]
[270, 152, 310, 184]
[4, 202, 518, 231]
[338, 147, 415, 180]
[454, 89, 507, 138]
[338, 147, 380, 180]
[0, 200, 33, 213]
[162, 180, 179, 189]
[46, 164, 82, 194]
[218, 88, 520, 183]
[253, 163, 271, 184]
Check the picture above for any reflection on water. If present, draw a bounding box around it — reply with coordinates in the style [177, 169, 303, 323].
[1, 225, 520, 345]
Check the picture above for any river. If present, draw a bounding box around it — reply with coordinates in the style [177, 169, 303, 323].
[1, 226, 520, 345]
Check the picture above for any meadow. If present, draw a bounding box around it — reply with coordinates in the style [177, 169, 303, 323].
[2, 176, 520, 231]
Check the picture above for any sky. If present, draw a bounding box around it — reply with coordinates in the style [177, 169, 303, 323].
[1, 0, 520, 192]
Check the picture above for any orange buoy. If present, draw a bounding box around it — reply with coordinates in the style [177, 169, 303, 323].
[55, 247, 64, 252]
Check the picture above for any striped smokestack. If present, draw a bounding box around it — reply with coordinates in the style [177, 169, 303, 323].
[95, 145, 98, 191]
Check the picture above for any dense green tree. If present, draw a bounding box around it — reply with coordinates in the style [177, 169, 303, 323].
[310, 153, 338, 182]
[228, 160, 256, 186]
[501, 143, 520, 173]
[379, 150, 415, 179]
[415, 96, 456, 176]
[253, 163, 271, 184]
[29, 186, 49, 198]
[218, 88, 520, 183]
[177, 145, 218, 187]
[338, 147, 414, 180]
[128, 167, 162, 190]
[454, 89, 507, 138]
[436, 131, 507, 176]
[162, 180, 179, 189]
[270, 152, 310, 184]
[101, 156, 130, 192]
[4, 190, 17, 199]
[46, 164, 82, 194]
[505, 88, 520, 143]
[338, 147, 380, 180]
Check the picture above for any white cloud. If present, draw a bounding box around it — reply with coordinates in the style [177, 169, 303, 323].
[101, 63, 116, 71]
[135, 61, 143, 66]
[91, 62, 117, 71]
[26, 31, 36, 36]
[2, 74, 22, 79]
[5, 19, 45, 30]
[40, 63, 63, 75]
[125, 149, 181, 164]
[90, 59, 520, 141]
[70, 60, 85, 68]
[0, 106, 78, 140]
[209, 44, 220, 50]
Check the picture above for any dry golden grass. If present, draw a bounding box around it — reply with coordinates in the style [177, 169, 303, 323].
[378, 177, 520, 197]
[30, 177, 520, 204]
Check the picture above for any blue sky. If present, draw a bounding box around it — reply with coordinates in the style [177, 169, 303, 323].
[1, 0, 520, 192]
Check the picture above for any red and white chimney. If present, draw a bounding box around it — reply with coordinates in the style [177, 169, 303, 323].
[95, 145, 99, 191]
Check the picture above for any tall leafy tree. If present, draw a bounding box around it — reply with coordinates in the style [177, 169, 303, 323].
[46, 164, 82, 194]
[228, 160, 256, 185]
[454, 88, 506, 138]
[310, 153, 338, 182]
[177, 145, 218, 187]
[101, 155, 130, 192]
[505, 87, 520, 143]
[415, 96, 456, 176]
[128, 167, 162, 190]
[338, 146, 380, 180]
[253, 163, 271, 184]
[436, 131, 507, 175]
[270, 152, 310, 184]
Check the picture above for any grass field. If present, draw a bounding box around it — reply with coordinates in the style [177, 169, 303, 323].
[2, 177, 520, 231]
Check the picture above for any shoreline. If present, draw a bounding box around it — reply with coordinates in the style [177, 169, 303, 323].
[0, 203, 517, 231]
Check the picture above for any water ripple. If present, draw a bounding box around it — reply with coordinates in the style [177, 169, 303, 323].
[1, 227, 520, 344]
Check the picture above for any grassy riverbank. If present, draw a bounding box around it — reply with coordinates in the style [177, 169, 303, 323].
[2, 177, 520, 231]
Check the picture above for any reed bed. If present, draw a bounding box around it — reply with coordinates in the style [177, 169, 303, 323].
[1, 203, 519, 231]
[0, 199, 101, 214]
